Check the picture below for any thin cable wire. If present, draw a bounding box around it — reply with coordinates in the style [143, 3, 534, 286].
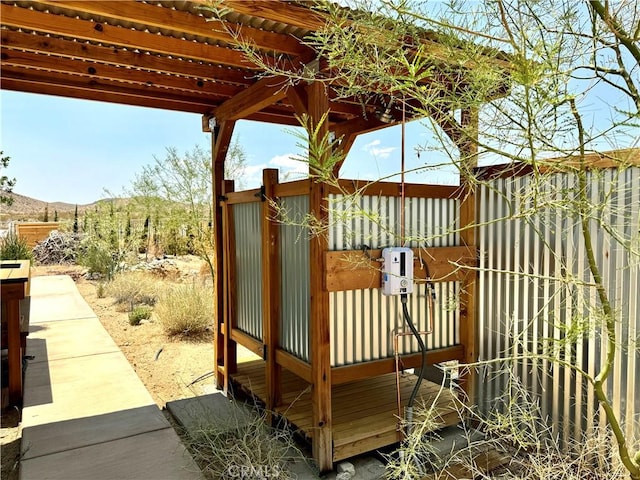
[400, 98, 406, 244]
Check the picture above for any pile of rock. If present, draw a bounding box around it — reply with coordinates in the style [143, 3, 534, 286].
[129, 257, 180, 278]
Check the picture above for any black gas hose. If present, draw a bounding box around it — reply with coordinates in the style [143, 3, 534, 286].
[401, 293, 426, 410]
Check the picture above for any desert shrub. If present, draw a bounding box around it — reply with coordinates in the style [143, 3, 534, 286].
[128, 305, 153, 326]
[77, 240, 119, 279]
[0, 232, 33, 261]
[105, 271, 160, 307]
[96, 282, 106, 299]
[160, 227, 189, 256]
[386, 373, 633, 480]
[154, 282, 212, 337]
[179, 400, 305, 480]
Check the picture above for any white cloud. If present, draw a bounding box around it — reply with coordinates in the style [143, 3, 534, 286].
[243, 163, 268, 175]
[269, 153, 308, 178]
[363, 139, 381, 149]
[370, 146, 396, 159]
[237, 163, 267, 189]
[362, 138, 396, 159]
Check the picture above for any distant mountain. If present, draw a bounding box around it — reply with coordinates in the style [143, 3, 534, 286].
[1, 192, 182, 223]
[1, 192, 96, 216]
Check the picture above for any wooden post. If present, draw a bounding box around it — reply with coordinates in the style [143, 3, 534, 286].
[458, 107, 479, 403]
[211, 120, 235, 389]
[222, 179, 238, 395]
[307, 80, 333, 472]
[3, 282, 25, 406]
[262, 169, 282, 410]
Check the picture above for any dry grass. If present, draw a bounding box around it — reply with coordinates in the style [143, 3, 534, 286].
[154, 282, 213, 337]
[105, 271, 161, 309]
[387, 373, 636, 480]
[177, 400, 307, 480]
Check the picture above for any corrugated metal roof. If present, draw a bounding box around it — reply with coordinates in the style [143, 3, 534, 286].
[8, 0, 308, 52]
[0, 0, 510, 122]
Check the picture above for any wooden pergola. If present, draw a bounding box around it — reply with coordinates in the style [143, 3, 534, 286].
[1, 1, 509, 471]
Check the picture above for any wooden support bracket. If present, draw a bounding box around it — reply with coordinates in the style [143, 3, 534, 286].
[214, 76, 289, 122]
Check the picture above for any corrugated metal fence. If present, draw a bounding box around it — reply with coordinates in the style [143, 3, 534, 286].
[328, 194, 460, 366]
[477, 167, 640, 446]
[233, 202, 263, 341]
[279, 195, 311, 362]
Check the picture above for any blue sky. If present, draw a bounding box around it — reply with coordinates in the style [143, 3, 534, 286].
[0, 90, 445, 205]
[1, 79, 635, 206]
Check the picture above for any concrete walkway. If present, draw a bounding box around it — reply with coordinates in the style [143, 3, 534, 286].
[20, 275, 203, 480]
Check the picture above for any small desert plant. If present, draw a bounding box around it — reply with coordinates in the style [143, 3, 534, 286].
[78, 240, 119, 279]
[179, 399, 305, 480]
[128, 305, 152, 326]
[387, 369, 635, 480]
[105, 271, 160, 307]
[154, 282, 212, 337]
[0, 232, 33, 261]
[96, 282, 106, 299]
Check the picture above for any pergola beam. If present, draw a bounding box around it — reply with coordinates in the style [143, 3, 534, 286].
[0, 30, 252, 86]
[457, 107, 479, 404]
[331, 116, 387, 139]
[213, 76, 290, 122]
[0, 72, 218, 113]
[0, 49, 242, 99]
[0, 3, 266, 69]
[286, 85, 309, 118]
[307, 80, 333, 473]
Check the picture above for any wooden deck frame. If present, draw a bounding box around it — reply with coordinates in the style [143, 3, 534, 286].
[230, 360, 461, 464]
[219, 169, 479, 469]
[219, 172, 475, 469]
[456, 107, 479, 401]
[212, 120, 235, 390]
[229, 330, 464, 388]
[220, 179, 238, 395]
[214, 84, 483, 473]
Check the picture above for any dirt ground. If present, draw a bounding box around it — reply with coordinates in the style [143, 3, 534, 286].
[1, 257, 222, 480]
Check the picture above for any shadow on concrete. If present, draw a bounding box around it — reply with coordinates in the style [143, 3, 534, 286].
[20, 405, 201, 480]
[22, 339, 51, 407]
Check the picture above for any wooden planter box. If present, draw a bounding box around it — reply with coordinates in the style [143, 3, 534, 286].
[1, 260, 31, 409]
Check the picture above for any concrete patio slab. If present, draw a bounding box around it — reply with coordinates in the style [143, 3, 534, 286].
[166, 391, 253, 433]
[29, 275, 79, 296]
[21, 428, 202, 480]
[23, 352, 155, 423]
[20, 274, 203, 480]
[29, 276, 96, 323]
[26, 317, 119, 364]
[21, 405, 168, 460]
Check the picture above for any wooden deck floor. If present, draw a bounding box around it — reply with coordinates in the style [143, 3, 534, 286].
[230, 360, 461, 462]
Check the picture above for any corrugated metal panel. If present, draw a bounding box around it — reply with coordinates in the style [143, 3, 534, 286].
[233, 202, 263, 341]
[279, 195, 311, 362]
[328, 194, 460, 366]
[15, 1, 310, 46]
[478, 167, 640, 447]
